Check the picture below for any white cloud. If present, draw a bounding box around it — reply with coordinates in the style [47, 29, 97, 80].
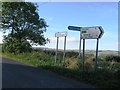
[67, 37, 79, 43]
[49, 37, 79, 43]
[48, 17, 53, 21]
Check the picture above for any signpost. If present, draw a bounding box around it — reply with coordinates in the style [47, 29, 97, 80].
[80, 26, 104, 73]
[82, 39, 85, 72]
[68, 26, 104, 73]
[68, 26, 81, 31]
[55, 32, 67, 64]
[81, 26, 104, 39]
[68, 26, 82, 57]
[55, 32, 67, 37]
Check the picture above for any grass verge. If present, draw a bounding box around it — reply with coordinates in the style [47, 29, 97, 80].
[1, 51, 120, 88]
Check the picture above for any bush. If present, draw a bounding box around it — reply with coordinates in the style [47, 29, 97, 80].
[43, 50, 56, 56]
[114, 69, 120, 80]
[84, 61, 92, 72]
[64, 57, 82, 69]
[2, 36, 32, 53]
[66, 51, 79, 58]
[105, 55, 120, 62]
[92, 57, 104, 62]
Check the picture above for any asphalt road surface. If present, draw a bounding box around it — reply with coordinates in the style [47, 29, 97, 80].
[2, 58, 96, 88]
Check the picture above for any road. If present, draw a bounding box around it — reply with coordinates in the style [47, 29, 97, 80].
[2, 58, 95, 88]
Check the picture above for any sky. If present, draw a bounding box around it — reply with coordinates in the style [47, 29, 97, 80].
[36, 2, 118, 50]
[0, 1, 118, 51]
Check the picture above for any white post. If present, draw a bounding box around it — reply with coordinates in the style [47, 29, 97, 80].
[55, 37, 59, 63]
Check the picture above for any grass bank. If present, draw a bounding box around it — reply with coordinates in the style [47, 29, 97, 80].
[1, 51, 120, 88]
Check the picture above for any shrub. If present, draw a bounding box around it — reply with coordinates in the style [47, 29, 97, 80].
[65, 51, 79, 58]
[105, 55, 120, 62]
[92, 57, 104, 62]
[114, 69, 120, 80]
[2, 36, 32, 53]
[64, 57, 82, 69]
[84, 61, 92, 72]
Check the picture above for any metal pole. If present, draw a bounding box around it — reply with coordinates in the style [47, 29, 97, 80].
[63, 36, 66, 64]
[78, 31, 81, 57]
[12, 15, 15, 37]
[82, 39, 85, 72]
[94, 38, 99, 73]
[55, 37, 59, 63]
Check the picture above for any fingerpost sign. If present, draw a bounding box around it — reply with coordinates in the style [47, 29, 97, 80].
[55, 32, 67, 64]
[68, 26, 104, 74]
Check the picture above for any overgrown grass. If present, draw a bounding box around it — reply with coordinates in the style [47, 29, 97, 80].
[2, 50, 120, 88]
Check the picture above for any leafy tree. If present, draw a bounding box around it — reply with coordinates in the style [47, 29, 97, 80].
[1, 2, 49, 53]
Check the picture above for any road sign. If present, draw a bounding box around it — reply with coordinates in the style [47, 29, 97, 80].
[55, 32, 67, 64]
[68, 25, 104, 75]
[81, 26, 104, 39]
[68, 26, 81, 31]
[68, 26, 82, 57]
[55, 32, 67, 37]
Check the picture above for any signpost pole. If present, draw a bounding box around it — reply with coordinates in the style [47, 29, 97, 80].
[55, 37, 59, 63]
[63, 36, 66, 64]
[79, 31, 82, 57]
[94, 38, 99, 73]
[82, 39, 85, 72]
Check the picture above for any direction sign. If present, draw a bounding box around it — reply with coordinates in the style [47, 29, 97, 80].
[68, 26, 81, 31]
[55, 32, 67, 64]
[55, 32, 67, 37]
[81, 26, 104, 39]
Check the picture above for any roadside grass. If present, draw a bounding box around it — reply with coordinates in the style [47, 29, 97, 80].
[2, 51, 120, 88]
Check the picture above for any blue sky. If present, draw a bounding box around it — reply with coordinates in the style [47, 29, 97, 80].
[35, 2, 118, 50]
[0, 2, 118, 51]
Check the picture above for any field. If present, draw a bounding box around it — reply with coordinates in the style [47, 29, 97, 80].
[1, 47, 120, 88]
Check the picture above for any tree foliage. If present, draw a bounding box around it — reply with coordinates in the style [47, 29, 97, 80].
[2, 2, 48, 53]
[2, 34, 32, 53]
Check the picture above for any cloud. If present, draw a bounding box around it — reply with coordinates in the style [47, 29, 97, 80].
[67, 37, 79, 43]
[49, 37, 79, 43]
[48, 17, 53, 21]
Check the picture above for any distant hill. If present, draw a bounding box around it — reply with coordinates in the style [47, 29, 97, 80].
[32, 47, 118, 56]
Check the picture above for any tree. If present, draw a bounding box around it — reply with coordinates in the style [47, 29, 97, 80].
[1, 2, 49, 53]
